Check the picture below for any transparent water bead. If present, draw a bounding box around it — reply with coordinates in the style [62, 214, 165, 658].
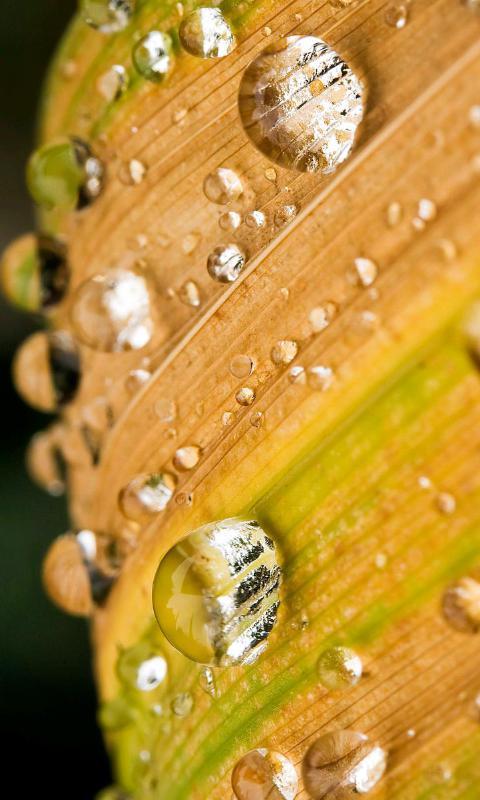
[204, 168, 243, 204]
[179, 8, 236, 59]
[71, 269, 153, 352]
[153, 518, 282, 666]
[117, 640, 168, 692]
[119, 472, 176, 521]
[27, 137, 104, 210]
[303, 730, 387, 798]
[230, 354, 255, 379]
[442, 576, 480, 633]
[207, 244, 246, 283]
[26, 426, 66, 496]
[42, 530, 118, 616]
[80, 0, 134, 33]
[236, 386, 256, 406]
[13, 330, 80, 412]
[354, 257, 378, 287]
[385, 3, 409, 29]
[199, 666, 217, 697]
[232, 749, 298, 800]
[271, 340, 298, 365]
[97, 64, 128, 102]
[0, 233, 69, 313]
[238, 36, 364, 174]
[133, 31, 174, 83]
[317, 646, 363, 691]
[173, 445, 202, 471]
[171, 692, 194, 716]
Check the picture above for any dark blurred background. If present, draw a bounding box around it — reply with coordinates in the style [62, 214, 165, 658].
[0, 1, 111, 796]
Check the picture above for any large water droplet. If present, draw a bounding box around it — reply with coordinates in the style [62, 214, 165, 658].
[132, 31, 175, 82]
[303, 730, 387, 797]
[13, 330, 80, 412]
[80, 0, 134, 33]
[179, 8, 236, 59]
[119, 472, 176, 521]
[203, 168, 243, 204]
[27, 137, 104, 211]
[232, 749, 298, 800]
[71, 269, 153, 352]
[1, 234, 69, 312]
[26, 425, 66, 496]
[442, 576, 480, 633]
[239, 36, 364, 173]
[153, 518, 281, 665]
[207, 244, 246, 283]
[317, 646, 363, 691]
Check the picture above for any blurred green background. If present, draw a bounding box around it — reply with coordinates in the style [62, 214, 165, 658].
[0, 1, 111, 795]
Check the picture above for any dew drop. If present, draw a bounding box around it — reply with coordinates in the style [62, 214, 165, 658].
[317, 646, 363, 691]
[13, 330, 80, 412]
[119, 472, 176, 521]
[435, 491, 457, 515]
[26, 426, 66, 496]
[245, 210, 266, 228]
[173, 445, 201, 471]
[265, 167, 277, 182]
[274, 204, 298, 228]
[271, 340, 298, 365]
[27, 137, 104, 210]
[303, 730, 387, 798]
[71, 269, 153, 352]
[132, 31, 175, 82]
[469, 105, 480, 129]
[442, 576, 480, 633]
[204, 168, 243, 204]
[171, 692, 194, 716]
[230, 354, 255, 379]
[288, 365, 306, 384]
[125, 368, 151, 394]
[417, 198, 437, 222]
[219, 210, 242, 231]
[97, 64, 128, 102]
[222, 411, 234, 426]
[354, 257, 378, 287]
[0, 233, 69, 312]
[239, 36, 365, 173]
[309, 306, 331, 333]
[80, 0, 134, 32]
[232, 749, 298, 800]
[172, 107, 188, 124]
[120, 158, 147, 186]
[155, 398, 177, 422]
[179, 8, 236, 59]
[308, 365, 334, 391]
[181, 232, 201, 254]
[199, 666, 217, 698]
[153, 518, 281, 665]
[117, 641, 168, 692]
[386, 201, 403, 227]
[98, 697, 136, 732]
[250, 410, 264, 428]
[385, 3, 409, 29]
[179, 280, 201, 307]
[207, 244, 246, 283]
[437, 238, 458, 263]
[236, 386, 256, 406]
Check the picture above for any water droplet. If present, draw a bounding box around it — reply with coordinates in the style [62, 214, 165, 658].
[436, 238, 458, 263]
[354, 257, 378, 287]
[303, 730, 387, 798]
[236, 386, 256, 406]
[232, 749, 298, 799]
[469, 105, 480, 129]
[119, 472, 176, 521]
[181, 232, 201, 254]
[117, 641, 168, 691]
[219, 210, 242, 231]
[172, 106, 188, 124]
[417, 198, 437, 222]
[308, 365, 334, 391]
[0, 233, 69, 312]
[61, 59, 78, 79]
[120, 158, 147, 186]
[317, 646, 363, 690]
[179, 8, 236, 59]
[26, 426, 66, 496]
[265, 167, 277, 182]
[42, 530, 118, 616]
[309, 306, 332, 333]
[199, 666, 217, 697]
[412, 216, 426, 232]
[98, 696, 136, 732]
[132, 31, 174, 82]
[230, 354, 255, 379]
[155, 398, 177, 423]
[239, 36, 365, 173]
[13, 330, 80, 412]
[375, 552, 387, 569]
[27, 137, 104, 210]
[222, 411, 234, 426]
[442, 576, 480, 633]
[274, 204, 298, 228]
[175, 491, 194, 507]
[288, 365, 306, 384]
[80, 0, 134, 32]
[153, 518, 281, 665]
[245, 210, 266, 228]
[71, 269, 153, 352]
[173, 445, 201, 471]
[385, 3, 409, 29]
[435, 491, 457, 515]
[250, 410, 264, 428]
[97, 64, 128, 102]
[271, 340, 298, 365]
[386, 201, 403, 227]
[171, 692, 194, 716]
[207, 244, 246, 283]
[125, 368, 151, 394]
[179, 280, 201, 307]
[204, 168, 243, 204]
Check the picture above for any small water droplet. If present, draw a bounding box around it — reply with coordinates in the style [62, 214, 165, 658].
[204, 168, 243, 204]
[245, 210, 266, 228]
[119, 472, 176, 520]
[436, 491, 457, 515]
[153, 519, 281, 665]
[386, 201, 403, 227]
[309, 304, 336, 333]
[219, 210, 241, 231]
[418, 475, 433, 490]
[274, 204, 298, 228]
[265, 167, 277, 182]
[436, 238, 458, 263]
[61, 59, 78, 79]
[0, 233, 69, 312]
[239, 36, 365, 173]
[303, 730, 387, 797]
[317, 646, 363, 691]
[222, 411, 234, 426]
[469, 105, 480, 129]
[120, 158, 147, 186]
[172, 106, 188, 124]
[271, 340, 298, 365]
[179, 8, 236, 59]
[26, 426, 66, 496]
[80, 0, 134, 32]
[173, 445, 201, 471]
[262, 25, 273, 36]
[171, 692, 194, 717]
[412, 216, 426, 232]
[236, 386, 256, 406]
[354, 257, 378, 287]
[132, 31, 175, 82]
[97, 64, 128, 102]
[207, 244, 246, 283]
[71, 269, 153, 352]
[308, 365, 334, 391]
[155, 398, 177, 422]
[232, 749, 298, 800]
[250, 410, 264, 428]
[288, 365, 306, 384]
[199, 666, 217, 697]
[442, 576, 480, 633]
[125, 368, 151, 394]
[179, 280, 201, 307]
[385, 3, 409, 28]
[13, 330, 80, 412]
[27, 137, 104, 210]
[417, 198, 437, 222]
[230, 354, 255, 378]
[175, 491, 194, 507]
[117, 640, 168, 693]
[181, 232, 201, 254]
[375, 552, 387, 569]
